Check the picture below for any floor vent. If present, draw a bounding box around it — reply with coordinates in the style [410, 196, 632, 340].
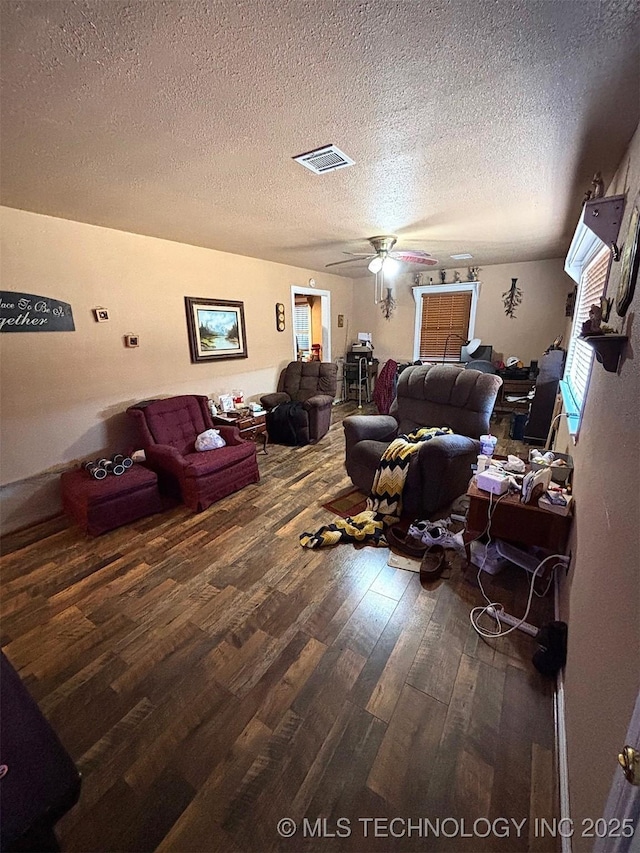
[293, 145, 355, 174]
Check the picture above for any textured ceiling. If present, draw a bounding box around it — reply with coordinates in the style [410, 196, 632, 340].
[1, 0, 639, 276]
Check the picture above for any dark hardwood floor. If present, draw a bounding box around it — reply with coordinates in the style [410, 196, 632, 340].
[0, 403, 558, 852]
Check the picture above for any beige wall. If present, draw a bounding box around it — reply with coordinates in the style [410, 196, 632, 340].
[0, 207, 353, 532]
[555, 124, 640, 848]
[349, 258, 568, 366]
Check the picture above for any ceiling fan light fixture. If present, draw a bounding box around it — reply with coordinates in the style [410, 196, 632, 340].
[368, 256, 384, 273]
[383, 256, 400, 275]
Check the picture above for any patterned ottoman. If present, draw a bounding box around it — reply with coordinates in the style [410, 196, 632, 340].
[60, 465, 163, 535]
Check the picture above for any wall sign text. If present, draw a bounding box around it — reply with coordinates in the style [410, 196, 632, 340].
[0, 292, 75, 332]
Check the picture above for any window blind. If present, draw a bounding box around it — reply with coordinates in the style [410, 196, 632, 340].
[293, 303, 311, 354]
[563, 246, 610, 414]
[419, 291, 472, 360]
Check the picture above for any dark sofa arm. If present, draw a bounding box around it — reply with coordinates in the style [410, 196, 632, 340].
[260, 392, 291, 410]
[302, 394, 334, 410]
[344, 414, 398, 443]
[415, 434, 480, 515]
[344, 414, 399, 465]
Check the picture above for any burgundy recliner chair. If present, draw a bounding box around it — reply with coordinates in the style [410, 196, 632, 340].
[260, 361, 338, 444]
[127, 395, 259, 511]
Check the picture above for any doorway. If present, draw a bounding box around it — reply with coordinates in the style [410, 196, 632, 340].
[290, 285, 331, 363]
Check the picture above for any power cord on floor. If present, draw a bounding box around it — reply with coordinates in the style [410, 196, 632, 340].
[459, 471, 568, 638]
[467, 486, 568, 637]
[470, 553, 566, 638]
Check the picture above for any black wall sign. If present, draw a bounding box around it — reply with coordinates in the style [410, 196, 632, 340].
[0, 292, 75, 332]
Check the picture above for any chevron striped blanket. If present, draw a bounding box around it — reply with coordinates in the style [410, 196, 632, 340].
[299, 427, 453, 549]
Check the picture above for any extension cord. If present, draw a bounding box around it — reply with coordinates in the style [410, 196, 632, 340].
[486, 605, 539, 637]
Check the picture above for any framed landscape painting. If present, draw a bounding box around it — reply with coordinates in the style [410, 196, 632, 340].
[184, 297, 248, 362]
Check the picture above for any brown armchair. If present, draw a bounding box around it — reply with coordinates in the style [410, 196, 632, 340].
[127, 395, 259, 511]
[260, 361, 338, 444]
[344, 364, 502, 518]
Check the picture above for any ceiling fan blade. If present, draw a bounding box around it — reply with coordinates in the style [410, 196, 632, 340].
[325, 255, 374, 268]
[391, 251, 439, 266]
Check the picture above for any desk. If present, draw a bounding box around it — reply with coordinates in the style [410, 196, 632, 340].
[463, 477, 572, 559]
[212, 412, 268, 454]
[495, 378, 536, 412]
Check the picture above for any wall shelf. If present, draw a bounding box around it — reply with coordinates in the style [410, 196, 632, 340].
[581, 334, 628, 373]
[565, 194, 626, 282]
[582, 195, 626, 259]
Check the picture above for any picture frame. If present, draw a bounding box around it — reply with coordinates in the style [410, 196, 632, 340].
[184, 297, 248, 362]
[616, 202, 639, 317]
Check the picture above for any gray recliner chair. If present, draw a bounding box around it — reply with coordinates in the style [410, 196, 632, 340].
[344, 363, 502, 518]
[260, 361, 338, 444]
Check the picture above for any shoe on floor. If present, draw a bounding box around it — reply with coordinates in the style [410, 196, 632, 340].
[419, 545, 447, 584]
[386, 524, 428, 558]
[408, 522, 465, 553]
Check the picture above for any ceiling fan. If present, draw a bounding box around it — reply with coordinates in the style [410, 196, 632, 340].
[326, 235, 439, 273]
[326, 235, 439, 310]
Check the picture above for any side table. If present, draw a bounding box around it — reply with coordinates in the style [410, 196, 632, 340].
[212, 412, 268, 454]
[495, 378, 536, 413]
[464, 477, 572, 561]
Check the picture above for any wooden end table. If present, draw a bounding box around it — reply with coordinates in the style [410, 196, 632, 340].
[463, 476, 572, 562]
[212, 412, 268, 454]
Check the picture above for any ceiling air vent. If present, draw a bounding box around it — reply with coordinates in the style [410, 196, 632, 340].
[293, 145, 355, 174]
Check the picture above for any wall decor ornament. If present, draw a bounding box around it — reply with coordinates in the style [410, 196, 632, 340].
[0, 291, 75, 332]
[379, 287, 396, 320]
[616, 202, 639, 317]
[184, 297, 248, 362]
[502, 277, 523, 318]
[467, 267, 481, 281]
[93, 308, 110, 322]
[275, 303, 286, 332]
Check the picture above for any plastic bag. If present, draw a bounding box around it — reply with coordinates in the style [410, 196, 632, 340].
[195, 429, 226, 452]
